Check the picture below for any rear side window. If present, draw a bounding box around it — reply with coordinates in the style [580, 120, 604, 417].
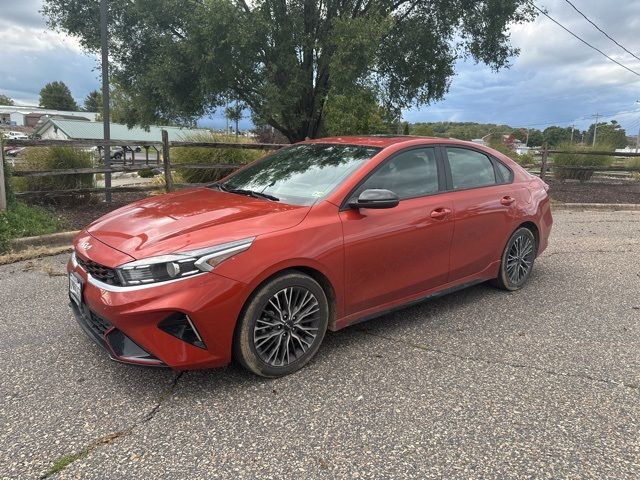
[355, 147, 439, 200]
[495, 161, 514, 183]
[446, 148, 496, 190]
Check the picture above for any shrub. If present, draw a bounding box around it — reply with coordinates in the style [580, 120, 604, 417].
[137, 167, 156, 178]
[553, 143, 614, 183]
[0, 202, 63, 253]
[170, 132, 264, 184]
[13, 147, 94, 201]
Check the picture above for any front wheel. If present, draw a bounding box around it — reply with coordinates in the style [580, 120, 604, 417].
[233, 272, 329, 377]
[493, 227, 536, 291]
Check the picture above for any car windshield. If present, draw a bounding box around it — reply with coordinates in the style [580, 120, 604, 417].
[217, 143, 381, 206]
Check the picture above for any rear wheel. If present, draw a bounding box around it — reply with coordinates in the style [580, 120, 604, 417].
[493, 227, 536, 291]
[234, 272, 329, 377]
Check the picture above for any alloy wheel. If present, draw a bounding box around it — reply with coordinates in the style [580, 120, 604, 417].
[506, 232, 535, 284]
[253, 286, 321, 367]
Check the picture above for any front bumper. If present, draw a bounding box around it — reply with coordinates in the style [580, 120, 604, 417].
[67, 240, 249, 370]
[70, 301, 166, 366]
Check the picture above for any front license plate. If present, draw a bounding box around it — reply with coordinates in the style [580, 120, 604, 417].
[69, 273, 82, 307]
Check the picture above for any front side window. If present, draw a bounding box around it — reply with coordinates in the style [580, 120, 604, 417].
[446, 148, 497, 190]
[353, 148, 439, 200]
[220, 143, 381, 206]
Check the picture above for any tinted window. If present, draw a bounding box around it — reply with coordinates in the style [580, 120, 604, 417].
[355, 148, 439, 200]
[495, 161, 513, 183]
[221, 144, 380, 206]
[446, 148, 496, 190]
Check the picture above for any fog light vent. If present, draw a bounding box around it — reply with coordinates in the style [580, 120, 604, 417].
[158, 313, 206, 349]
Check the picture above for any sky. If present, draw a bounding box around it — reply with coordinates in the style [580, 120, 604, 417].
[1, 0, 639, 134]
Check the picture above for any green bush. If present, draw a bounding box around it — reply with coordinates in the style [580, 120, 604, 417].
[553, 143, 614, 183]
[137, 167, 156, 178]
[0, 202, 63, 253]
[627, 157, 640, 169]
[13, 147, 94, 199]
[170, 132, 264, 184]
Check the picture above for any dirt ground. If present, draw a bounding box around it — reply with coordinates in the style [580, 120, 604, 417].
[548, 178, 640, 205]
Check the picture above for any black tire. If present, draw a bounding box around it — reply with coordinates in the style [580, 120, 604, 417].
[233, 271, 329, 377]
[492, 227, 536, 291]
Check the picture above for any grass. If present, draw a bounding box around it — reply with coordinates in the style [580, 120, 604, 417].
[12, 146, 94, 199]
[170, 132, 264, 184]
[43, 451, 88, 478]
[0, 202, 63, 253]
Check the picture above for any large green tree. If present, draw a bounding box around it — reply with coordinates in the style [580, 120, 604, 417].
[39, 81, 78, 110]
[323, 87, 397, 136]
[44, 0, 535, 142]
[0, 94, 14, 106]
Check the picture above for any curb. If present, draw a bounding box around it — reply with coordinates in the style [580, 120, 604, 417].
[10, 230, 80, 252]
[553, 203, 640, 211]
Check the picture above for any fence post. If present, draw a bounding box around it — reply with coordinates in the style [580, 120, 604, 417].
[0, 135, 6, 211]
[161, 130, 174, 192]
[540, 143, 549, 181]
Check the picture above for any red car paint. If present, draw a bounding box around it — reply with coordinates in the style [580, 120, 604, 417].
[67, 136, 552, 369]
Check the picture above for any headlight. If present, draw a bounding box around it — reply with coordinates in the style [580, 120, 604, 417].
[116, 237, 255, 286]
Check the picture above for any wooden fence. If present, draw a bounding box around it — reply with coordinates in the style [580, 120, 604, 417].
[1, 135, 640, 211]
[0, 131, 287, 210]
[529, 144, 640, 181]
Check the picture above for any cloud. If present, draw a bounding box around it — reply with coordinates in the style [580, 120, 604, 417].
[0, 0, 97, 106]
[409, 0, 640, 133]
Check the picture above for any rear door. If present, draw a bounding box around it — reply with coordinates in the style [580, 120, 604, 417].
[340, 146, 455, 315]
[442, 146, 528, 281]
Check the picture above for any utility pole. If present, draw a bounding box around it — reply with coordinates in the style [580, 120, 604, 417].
[570, 124, 575, 143]
[100, 0, 112, 202]
[591, 113, 600, 147]
[636, 127, 640, 154]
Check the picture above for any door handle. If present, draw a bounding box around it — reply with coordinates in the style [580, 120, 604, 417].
[500, 196, 515, 206]
[430, 207, 451, 219]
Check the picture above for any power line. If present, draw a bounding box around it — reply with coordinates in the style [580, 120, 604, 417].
[562, 0, 640, 63]
[532, 3, 640, 78]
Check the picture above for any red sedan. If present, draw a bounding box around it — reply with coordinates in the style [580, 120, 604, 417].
[68, 136, 552, 377]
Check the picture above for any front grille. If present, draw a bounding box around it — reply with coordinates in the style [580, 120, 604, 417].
[76, 255, 122, 286]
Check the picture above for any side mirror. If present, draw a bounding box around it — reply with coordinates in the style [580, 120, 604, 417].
[350, 189, 400, 209]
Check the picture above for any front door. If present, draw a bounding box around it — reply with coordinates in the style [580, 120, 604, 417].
[340, 147, 455, 315]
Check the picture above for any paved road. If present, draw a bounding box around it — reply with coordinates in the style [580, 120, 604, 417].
[1, 211, 639, 479]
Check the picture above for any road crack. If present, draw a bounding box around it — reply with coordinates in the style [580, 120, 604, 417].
[39, 372, 184, 479]
[356, 328, 640, 392]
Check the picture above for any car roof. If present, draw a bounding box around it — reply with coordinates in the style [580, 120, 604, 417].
[303, 135, 480, 149]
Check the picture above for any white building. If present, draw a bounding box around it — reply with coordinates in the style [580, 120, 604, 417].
[35, 118, 211, 142]
[0, 105, 98, 128]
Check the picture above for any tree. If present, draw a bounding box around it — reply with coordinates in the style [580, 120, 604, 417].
[410, 124, 435, 137]
[39, 81, 78, 110]
[44, 0, 536, 142]
[224, 101, 244, 137]
[526, 129, 544, 147]
[323, 87, 393, 136]
[83, 90, 102, 112]
[0, 94, 14, 106]
[543, 126, 573, 147]
[585, 120, 627, 148]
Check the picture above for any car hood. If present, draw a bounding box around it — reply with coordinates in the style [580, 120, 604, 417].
[86, 187, 310, 259]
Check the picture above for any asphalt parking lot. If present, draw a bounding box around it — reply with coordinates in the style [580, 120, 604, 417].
[1, 210, 639, 479]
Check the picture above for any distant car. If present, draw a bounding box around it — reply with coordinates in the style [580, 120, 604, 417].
[5, 131, 28, 140]
[68, 136, 553, 377]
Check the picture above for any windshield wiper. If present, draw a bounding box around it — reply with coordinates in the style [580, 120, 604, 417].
[212, 183, 279, 201]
